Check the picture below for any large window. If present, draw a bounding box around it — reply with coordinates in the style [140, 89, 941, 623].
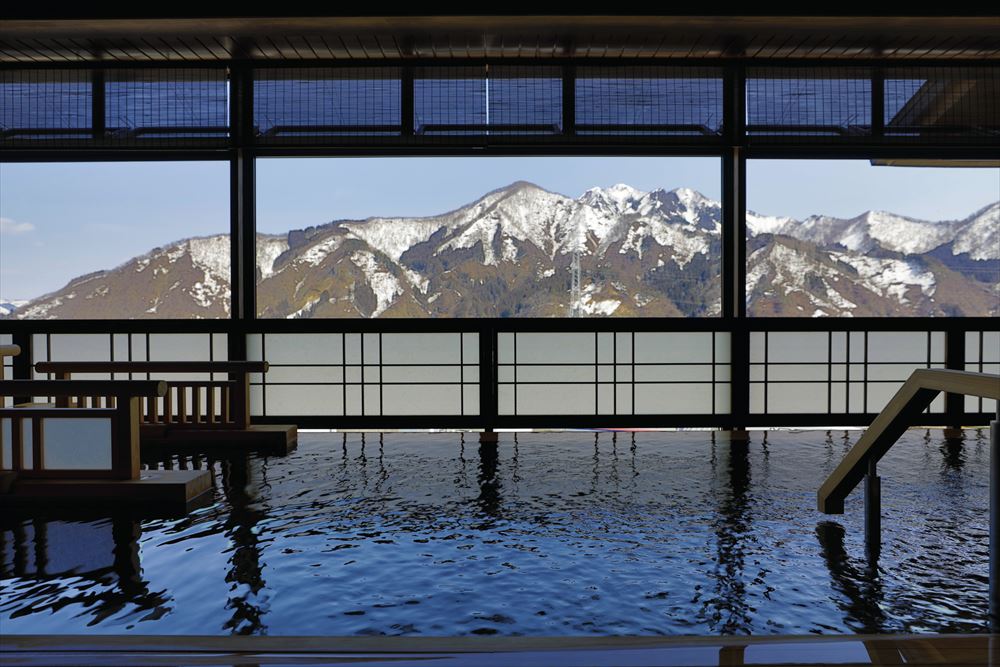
[255, 156, 722, 318]
[0, 161, 230, 319]
[746, 160, 999, 317]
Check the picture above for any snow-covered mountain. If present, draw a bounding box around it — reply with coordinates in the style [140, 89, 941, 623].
[745, 200, 999, 316]
[6, 183, 998, 319]
[9, 236, 231, 319]
[0, 299, 28, 318]
[747, 201, 1000, 261]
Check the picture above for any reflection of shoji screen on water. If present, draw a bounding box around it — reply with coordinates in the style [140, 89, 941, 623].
[248, 333, 479, 417]
[498, 332, 730, 416]
[750, 331, 946, 415]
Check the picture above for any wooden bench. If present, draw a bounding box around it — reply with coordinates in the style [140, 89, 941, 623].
[34, 361, 296, 454]
[0, 379, 211, 508]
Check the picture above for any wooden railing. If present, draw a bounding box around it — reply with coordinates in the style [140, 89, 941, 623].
[0, 379, 166, 480]
[818, 369, 1000, 514]
[34, 362, 267, 432]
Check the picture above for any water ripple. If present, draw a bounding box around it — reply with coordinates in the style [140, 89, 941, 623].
[0, 429, 992, 635]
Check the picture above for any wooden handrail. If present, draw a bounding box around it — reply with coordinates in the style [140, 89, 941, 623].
[0, 379, 168, 480]
[0, 344, 21, 358]
[34, 361, 268, 374]
[818, 369, 1000, 514]
[0, 379, 167, 397]
[32, 361, 266, 431]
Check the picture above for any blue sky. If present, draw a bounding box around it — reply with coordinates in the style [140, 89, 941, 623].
[1, 161, 230, 300]
[1, 158, 997, 300]
[255, 157, 722, 232]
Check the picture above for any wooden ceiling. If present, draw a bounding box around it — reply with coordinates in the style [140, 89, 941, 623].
[1, 16, 998, 63]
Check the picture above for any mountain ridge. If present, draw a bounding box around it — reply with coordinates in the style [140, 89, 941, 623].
[6, 182, 998, 319]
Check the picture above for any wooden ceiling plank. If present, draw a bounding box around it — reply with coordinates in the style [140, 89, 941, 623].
[315, 34, 338, 60]
[649, 31, 668, 58]
[157, 36, 192, 61]
[892, 33, 927, 59]
[896, 34, 932, 60]
[259, 36, 283, 60]
[355, 34, 376, 60]
[747, 33, 774, 59]
[770, 32, 799, 59]
[800, 33, 829, 59]
[935, 35, 977, 60]
[614, 34, 628, 59]
[16, 38, 56, 63]
[948, 35, 988, 59]
[288, 35, 319, 60]
[100, 42, 130, 61]
[169, 36, 202, 61]
[211, 36, 234, 60]
[681, 32, 700, 59]
[704, 33, 731, 59]
[265, 35, 293, 60]
[372, 34, 389, 60]
[200, 36, 226, 61]
[119, 37, 155, 61]
[29, 37, 69, 61]
[57, 36, 95, 61]
[302, 35, 327, 60]
[338, 34, 364, 59]
[138, 36, 170, 61]
[374, 34, 395, 59]
[822, 34, 851, 60]
[0, 43, 33, 63]
[961, 36, 997, 59]
[630, 33, 651, 58]
[933, 35, 969, 60]
[298, 35, 323, 59]
[1, 17, 997, 63]
[281, 35, 308, 59]
[187, 36, 219, 60]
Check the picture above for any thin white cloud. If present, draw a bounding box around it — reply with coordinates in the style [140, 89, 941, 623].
[0, 217, 35, 235]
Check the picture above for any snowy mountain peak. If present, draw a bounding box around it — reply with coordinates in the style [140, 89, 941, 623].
[483, 180, 556, 204]
[7, 182, 997, 321]
[953, 201, 1000, 261]
[606, 182, 644, 200]
[579, 183, 645, 213]
[669, 187, 713, 209]
[852, 210, 960, 256]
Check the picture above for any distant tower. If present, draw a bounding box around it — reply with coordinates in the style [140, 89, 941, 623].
[570, 236, 582, 317]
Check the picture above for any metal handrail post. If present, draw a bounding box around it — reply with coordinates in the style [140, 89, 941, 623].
[991, 405, 999, 630]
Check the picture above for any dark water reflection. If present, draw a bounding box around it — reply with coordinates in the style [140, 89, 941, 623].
[0, 429, 992, 636]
